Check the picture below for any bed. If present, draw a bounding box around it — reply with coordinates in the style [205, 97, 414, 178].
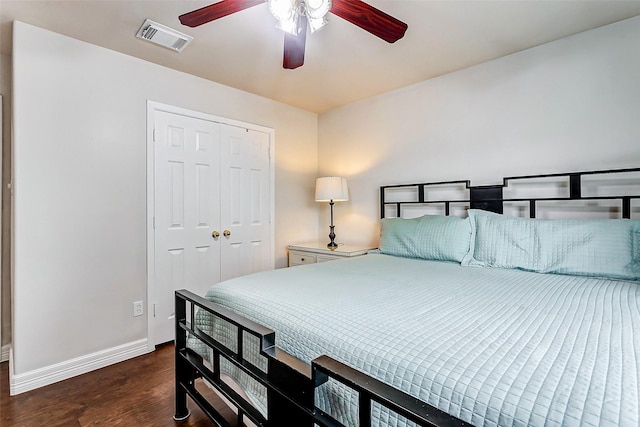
[174, 168, 640, 427]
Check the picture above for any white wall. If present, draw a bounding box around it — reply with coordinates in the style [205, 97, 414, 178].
[11, 21, 318, 379]
[318, 16, 640, 246]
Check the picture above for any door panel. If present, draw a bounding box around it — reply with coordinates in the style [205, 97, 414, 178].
[220, 126, 271, 281]
[154, 111, 221, 345]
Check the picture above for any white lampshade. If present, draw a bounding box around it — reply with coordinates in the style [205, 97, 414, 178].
[315, 177, 349, 202]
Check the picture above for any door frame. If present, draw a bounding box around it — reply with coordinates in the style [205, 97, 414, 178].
[146, 101, 275, 351]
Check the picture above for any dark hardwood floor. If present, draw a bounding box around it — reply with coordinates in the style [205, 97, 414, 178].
[0, 343, 236, 426]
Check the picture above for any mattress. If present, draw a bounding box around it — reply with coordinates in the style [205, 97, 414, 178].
[191, 253, 640, 427]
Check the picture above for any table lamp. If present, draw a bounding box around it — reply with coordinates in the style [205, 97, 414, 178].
[315, 176, 349, 248]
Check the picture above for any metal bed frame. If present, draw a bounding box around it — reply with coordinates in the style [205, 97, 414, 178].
[174, 290, 470, 426]
[381, 167, 640, 219]
[174, 167, 639, 426]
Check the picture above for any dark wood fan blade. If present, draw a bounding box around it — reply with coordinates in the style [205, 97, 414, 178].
[330, 0, 407, 43]
[283, 17, 307, 69]
[179, 0, 265, 27]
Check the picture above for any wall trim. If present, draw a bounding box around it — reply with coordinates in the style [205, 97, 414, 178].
[1, 344, 9, 363]
[9, 339, 150, 395]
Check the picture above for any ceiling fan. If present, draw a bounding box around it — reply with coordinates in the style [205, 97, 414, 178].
[179, 0, 408, 69]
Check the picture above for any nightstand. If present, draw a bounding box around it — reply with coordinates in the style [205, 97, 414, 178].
[288, 242, 377, 267]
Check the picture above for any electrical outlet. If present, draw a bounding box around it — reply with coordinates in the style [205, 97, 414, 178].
[133, 301, 144, 317]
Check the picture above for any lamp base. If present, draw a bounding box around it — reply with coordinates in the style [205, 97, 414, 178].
[327, 224, 337, 249]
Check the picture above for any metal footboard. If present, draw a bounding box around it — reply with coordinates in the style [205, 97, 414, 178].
[174, 289, 470, 427]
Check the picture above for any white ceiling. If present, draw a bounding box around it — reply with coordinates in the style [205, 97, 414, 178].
[2, 1, 640, 113]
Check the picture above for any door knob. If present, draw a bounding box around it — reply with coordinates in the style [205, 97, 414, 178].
[211, 230, 220, 238]
[223, 230, 231, 237]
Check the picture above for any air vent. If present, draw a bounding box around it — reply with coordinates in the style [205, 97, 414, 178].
[136, 19, 193, 52]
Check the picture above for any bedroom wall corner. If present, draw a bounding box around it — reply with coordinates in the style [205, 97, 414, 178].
[317, 15, 640, 247]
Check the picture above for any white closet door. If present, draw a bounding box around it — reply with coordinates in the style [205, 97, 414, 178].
[154, 111, 221, 345]
[219, 126, 271, 282]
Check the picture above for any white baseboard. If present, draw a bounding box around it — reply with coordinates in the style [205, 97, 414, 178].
[9, 338, 150, 395]
[1, 344, 9, 363]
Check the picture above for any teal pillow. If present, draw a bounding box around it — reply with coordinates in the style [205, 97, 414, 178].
[463, 209, 640, 280]
[462, 210, 544, 272]
[379, 215, 472, 262]
[543, 220, 640, 280]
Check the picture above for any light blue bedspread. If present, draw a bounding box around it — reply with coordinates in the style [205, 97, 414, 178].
[195, 254, 640, 426]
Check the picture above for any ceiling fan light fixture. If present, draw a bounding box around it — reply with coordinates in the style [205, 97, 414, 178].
[269, 0, 300, 34]
[307, 16, 327, 33]
[269, 0, 330, 35]
[269, 0, 294, 21]
[276, 15, 300, 35]
[305, 0, 331, 19]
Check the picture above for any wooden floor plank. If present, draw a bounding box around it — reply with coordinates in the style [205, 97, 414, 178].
[0, 343, 236, 426]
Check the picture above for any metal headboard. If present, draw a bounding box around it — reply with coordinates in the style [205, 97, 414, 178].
[380, 167, 640, 219]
